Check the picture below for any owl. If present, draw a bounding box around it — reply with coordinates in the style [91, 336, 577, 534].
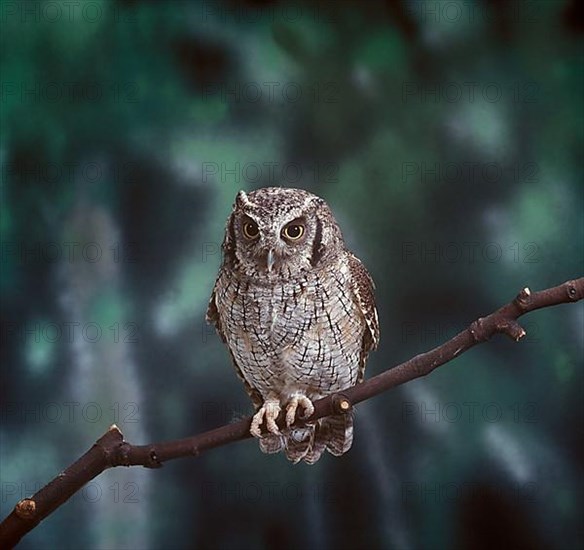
[206, 187, 379, 464]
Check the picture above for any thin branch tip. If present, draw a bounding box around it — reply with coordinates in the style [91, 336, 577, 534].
[499, 320, 526, 342]
[515, 287, 532, 309]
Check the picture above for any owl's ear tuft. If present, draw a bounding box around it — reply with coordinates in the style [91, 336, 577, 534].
[310, 215, 325, 267]
[236, 190, 251, 208]
[222, 211, 238, 268]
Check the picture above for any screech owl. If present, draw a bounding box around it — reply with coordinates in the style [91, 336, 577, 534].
[206, 187, 379, 464]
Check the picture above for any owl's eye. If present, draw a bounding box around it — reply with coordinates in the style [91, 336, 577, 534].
[282, 223, 305, 241]
[242, 219, 260, 239]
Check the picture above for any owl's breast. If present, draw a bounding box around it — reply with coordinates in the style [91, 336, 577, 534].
[216, 264, 365, 399]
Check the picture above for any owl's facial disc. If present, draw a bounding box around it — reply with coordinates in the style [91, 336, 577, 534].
[234, 199, 319, 276]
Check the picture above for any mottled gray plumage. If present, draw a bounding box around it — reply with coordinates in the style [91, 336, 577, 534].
[207, 187, 379, 463]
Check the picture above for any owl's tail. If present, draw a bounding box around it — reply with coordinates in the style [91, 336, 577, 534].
[257, 414, 354, 464]
[256, 414, 354, 464]
[303, 414, 354, 464]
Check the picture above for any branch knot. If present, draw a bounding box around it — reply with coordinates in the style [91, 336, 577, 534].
[469, 318, 490, 342]
[146, 448, 163, 468]
[497, 320, 526, 342]
[567, 280, 579, 301]
[15, 499, 36, 520]
[331, 393, 352, 414]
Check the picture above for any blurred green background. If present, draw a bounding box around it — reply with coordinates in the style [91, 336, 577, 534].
[1, 0, 582, 548]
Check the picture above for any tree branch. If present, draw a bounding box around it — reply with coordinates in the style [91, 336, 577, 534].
[1, 277, 582, 546]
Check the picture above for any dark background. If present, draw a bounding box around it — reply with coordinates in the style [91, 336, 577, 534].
[1, 0, 582, 548]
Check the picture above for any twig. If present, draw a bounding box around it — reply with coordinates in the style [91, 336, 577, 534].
[1, 277, 582, 546]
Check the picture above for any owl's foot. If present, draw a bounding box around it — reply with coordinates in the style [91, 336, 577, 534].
[285, 394, 315, 427]
[250, 398, 281, 438]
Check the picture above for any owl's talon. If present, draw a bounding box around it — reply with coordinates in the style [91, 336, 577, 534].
[285, 394, 315, 427]
[250, 399, 281, 438]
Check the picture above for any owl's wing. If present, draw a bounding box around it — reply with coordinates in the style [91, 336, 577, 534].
[206, 284, 264, 410]
[347, 253, 380, 383]
[205, 286, 224, 341]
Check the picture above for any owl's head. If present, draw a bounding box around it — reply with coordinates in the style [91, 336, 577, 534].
[222, 187, 344, 277]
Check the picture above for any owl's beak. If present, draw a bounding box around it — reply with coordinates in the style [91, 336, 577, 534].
[267, 249, 275, 273]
